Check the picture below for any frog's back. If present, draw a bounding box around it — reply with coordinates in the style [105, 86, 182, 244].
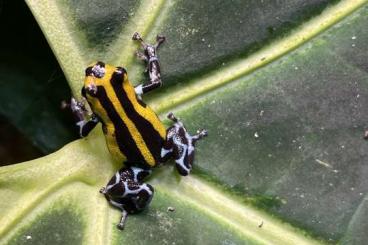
[83, 62, 166, 167]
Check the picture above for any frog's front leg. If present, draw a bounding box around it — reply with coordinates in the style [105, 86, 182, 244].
[100, 166, 154, 230]
[161, 112, 208, 176]
[133, 32, 165, 96]
[135, 51, 148, 63]
[69, 97, 99, 137]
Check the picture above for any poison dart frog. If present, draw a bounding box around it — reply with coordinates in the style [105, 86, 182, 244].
[69, 32, 207, 230]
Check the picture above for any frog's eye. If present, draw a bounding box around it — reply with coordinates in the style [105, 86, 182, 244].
[92, 61, 106, 78]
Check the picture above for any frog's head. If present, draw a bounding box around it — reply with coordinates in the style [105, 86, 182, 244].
[83, 62, 128, 98]
[83, 61, 105, 96]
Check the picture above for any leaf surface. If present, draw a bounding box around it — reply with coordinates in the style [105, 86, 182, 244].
[1, 0, 367, 244]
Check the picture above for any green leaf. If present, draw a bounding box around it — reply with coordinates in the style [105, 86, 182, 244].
[1, 0, 368, 244]
[0, 64, 76, 154]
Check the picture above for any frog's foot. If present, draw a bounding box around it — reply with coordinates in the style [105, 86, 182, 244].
[133, 32, 165, 50]
[70, 97, 87, 121]
[117, 209, 128, 230]
[132, 32, 147, 49]
[101, 166, 154, 230]
[68, 97, 99, 137]
[132, 32, 143, 42]
[364, 129, 368, 139]
[163, 112, 207, 176]
[167, 112, 180, 124]
[167, 112, 175, 120]
[192, 129, 208, 143]
[155, 35, 166, 49]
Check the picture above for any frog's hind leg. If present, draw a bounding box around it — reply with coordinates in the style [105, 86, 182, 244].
[100, 166, 153, 230]
[163, 112, 207, 176]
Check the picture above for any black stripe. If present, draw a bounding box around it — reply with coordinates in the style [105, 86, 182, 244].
[81, 87, 87, 97]
[96, 61, 105, 67]
[110, 70, 164, 163]
[96, 86, 145, 163]
[85, 66, 93, 76]
[116, 66, 126, 74]
[142, 81, 161, 94]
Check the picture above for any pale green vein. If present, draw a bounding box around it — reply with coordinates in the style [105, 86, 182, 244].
[25, 0, 86, 97]
[149, 0, 368, 113]
[0, 183, 106, 245]
[0, 135, 112, 242]
[154, 172, 322, 245]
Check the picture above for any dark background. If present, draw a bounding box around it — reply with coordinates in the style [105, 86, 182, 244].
[0, 1, 77, 166]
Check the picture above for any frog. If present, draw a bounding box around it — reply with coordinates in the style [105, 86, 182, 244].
[69, 32, 207, 230]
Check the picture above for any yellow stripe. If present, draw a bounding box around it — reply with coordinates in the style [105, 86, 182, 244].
[86, 94, 109, 124]
[122, 74, 166, 139]
[102, 66, 156, 166]
[87, 94, 126, 161]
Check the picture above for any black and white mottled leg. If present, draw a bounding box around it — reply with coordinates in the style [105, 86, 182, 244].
[67, 97, 99, 137]
[132, 32, 165, 96]
[161, 112, 207, 176]
[155, 35, 166, 49]
[100, 166, 153, 230]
